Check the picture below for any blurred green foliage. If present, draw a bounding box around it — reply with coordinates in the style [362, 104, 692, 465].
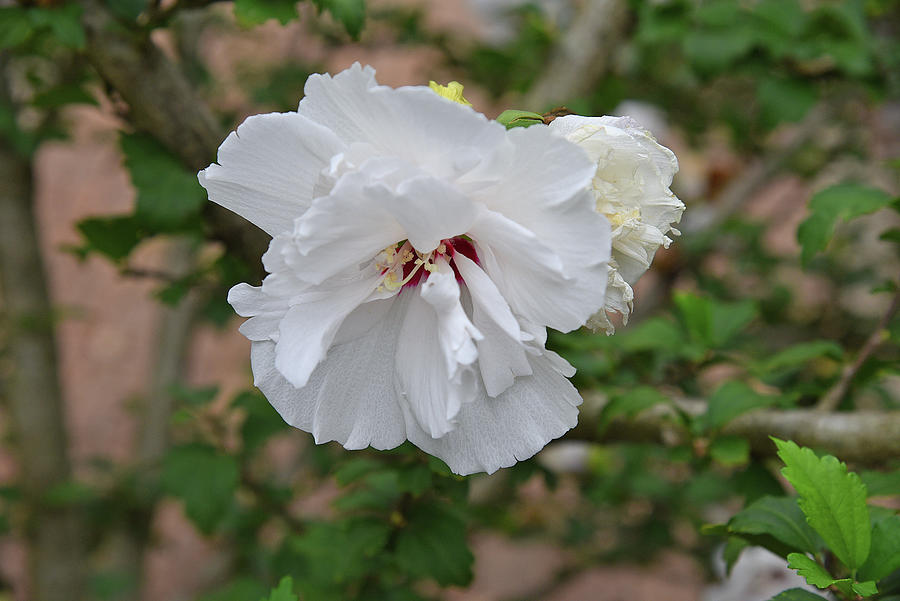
[1, 0, 899, 600]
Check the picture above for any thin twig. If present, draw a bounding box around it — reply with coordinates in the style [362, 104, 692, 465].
[816, 283, 900, 412]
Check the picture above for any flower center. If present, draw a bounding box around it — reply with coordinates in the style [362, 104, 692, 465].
[375, 236, 478, 293]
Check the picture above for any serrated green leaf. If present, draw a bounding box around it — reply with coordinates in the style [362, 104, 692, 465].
[312, 0, 366, 38]
[704, 381, 779, 432]
[768, 588, 829, 601]
[761, 341, 843, 373]
[161, 444, 238, 534]
[76, 215, 145, 261]
[599, 386, 669, 430]
[120, 133, 206, 230]
[787, 553, 847, 590]
[858, 514, 900, 582]
[710, 436, 750, 466]
[728, 496, 823, 554]
[797, 183, 895, 266]
[395, 503, 473, 586]
[292, 518, 390, 584]
[234, 0, 300, 25]
[261, 577, 297, 601]
[775, 439, 871, 570]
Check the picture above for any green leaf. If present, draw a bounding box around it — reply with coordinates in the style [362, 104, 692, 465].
[261, 577, 298, 601]
[31, 84, 97, 109]
[196, 579, 267, 601]
[497, 110, 544, 129]
[312, 0, 367, 38]
[853, 581, 879, 597]
[598, 386, 669, 430]
[728, 496, 823, 554]
[797, 183, 895, 266]
[0, 8, 33, 49]
[233, 0, 299, 25]
[76, 215, 145, 261]
[683, 28, 755, 73]
[168, 383, 218, 407]
[723, 536, 750, 574]
[709, 436, 750, 467]
[860, 470, 900, 496]
[704, 381, 779, 432]
[394, 503, 473, 586]
[787, 553, 849, 590]
[760, 341, 843, 374]
[768, 588, 829, 601]
[161, 444, 239, 534]
[120, 133, 206, 230]
[292, 518, 390, 584]
[232, 391, 288, 453]
[334, 458, 384, 486]
[757, 78, 817, 128]
[105, 0, 147, 21]
[673, 293, 755, 348]
[29, 4, 85, 49]
[775, 439, 871, 570]
[858, 514, 900, 582]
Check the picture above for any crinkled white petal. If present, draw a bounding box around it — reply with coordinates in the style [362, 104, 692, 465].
[199, 112, 345, 237]
[404, 353, 582, 475]
[250, 296, 409, 451]
[300, 63, 505, 179]
[454, 252, 531, 397]
[396, 260, 482, 439]
[274, 267, 382, 388]
[549, 114, 684, 330]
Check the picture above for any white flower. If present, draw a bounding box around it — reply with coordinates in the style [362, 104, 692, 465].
[549, 115, 684, 334]
[199, 64, 611, 475]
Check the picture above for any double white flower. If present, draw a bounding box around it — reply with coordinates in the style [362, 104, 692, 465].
[200, 64, 611, 475]
[549, 115, 684, 333]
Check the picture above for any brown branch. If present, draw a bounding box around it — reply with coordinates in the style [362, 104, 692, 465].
[570, 394, 900, 464]
[523, 0, 628, 111]
[816, 283, 900, 412]
[77, 0, 268, 273]
[0, 127, 86, 601]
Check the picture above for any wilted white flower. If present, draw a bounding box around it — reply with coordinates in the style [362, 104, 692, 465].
[549, 115, 684, 334]
[199, 64, 610, 475]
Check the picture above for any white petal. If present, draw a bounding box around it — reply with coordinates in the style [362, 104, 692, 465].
[368, 175, 476, 253]
[405, 353, 582, 475]
[199, 112, 345, 237]
[469, 207, 605, 333]
[454, 252, 531, 397]
[291, 170, 405, 285]
[396, 262, 482, 439]
[274, 268, 381, 388]
[250, 296, 408, 450]
[299, 63, 505, 178]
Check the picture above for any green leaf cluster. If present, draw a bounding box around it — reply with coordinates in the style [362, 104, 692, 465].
[709, 440, 900, 600]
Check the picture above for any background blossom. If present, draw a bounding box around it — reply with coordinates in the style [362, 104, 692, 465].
[549, 115, 684, 333]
